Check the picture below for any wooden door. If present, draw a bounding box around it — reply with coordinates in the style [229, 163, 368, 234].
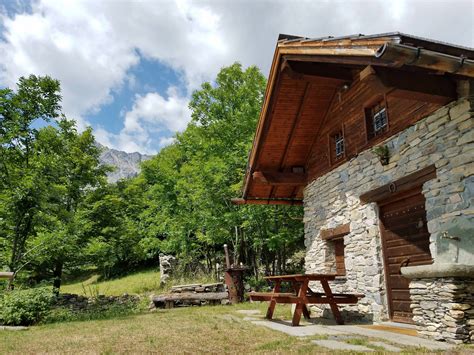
[379, 188, 432, 323]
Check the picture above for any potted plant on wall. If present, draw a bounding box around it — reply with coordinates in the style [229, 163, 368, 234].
[373, 145, 390, 166]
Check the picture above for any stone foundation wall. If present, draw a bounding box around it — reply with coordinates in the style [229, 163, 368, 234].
[410, 278, 474, 344]
[303, 97, 474, 322]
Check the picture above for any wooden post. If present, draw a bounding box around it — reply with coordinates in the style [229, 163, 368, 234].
[223, 244, 231, 269]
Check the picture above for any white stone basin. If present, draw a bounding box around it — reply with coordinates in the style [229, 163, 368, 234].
[401, 263, 474, 279]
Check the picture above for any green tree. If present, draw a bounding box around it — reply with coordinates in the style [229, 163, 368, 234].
[139, 63, 304, 276]
[77, 179, 146, 278]
[29, 119, 109, 290]
[0, 75, 109, 290]
[0, 75, 61, 276]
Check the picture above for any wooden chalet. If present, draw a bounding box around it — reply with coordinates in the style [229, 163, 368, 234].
[234, 33, 474, 343]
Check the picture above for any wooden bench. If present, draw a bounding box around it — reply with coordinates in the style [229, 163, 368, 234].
[249, 291, 364, 304]
[249, 274, 364, 326]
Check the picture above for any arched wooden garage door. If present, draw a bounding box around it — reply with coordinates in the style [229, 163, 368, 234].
[379, 187, 433, 324]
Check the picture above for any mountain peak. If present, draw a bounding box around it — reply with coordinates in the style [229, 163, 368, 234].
[97, 144, 153, 182]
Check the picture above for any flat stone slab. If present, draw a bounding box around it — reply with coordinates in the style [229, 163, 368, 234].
[369, 341, 403, 352]
[312, 340, 374, 352]
[219, 314, 242, 322]
[243, 316, 259, 321]
[0, 326, 28, 331]
[171, 283, 201, 289]
[326, 325, 454, 350]
[251, 320, 348, 337]
[153, 291, 228, 302]
[236, 310, 261, 315]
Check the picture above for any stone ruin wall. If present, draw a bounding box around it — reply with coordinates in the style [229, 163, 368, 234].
[303, 97, 474, 323]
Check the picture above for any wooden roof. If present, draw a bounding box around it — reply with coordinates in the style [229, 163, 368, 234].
[234, 33, 474, 205]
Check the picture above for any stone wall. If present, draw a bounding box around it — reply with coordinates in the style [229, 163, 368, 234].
[55, 293, 140, 312]
[303, 96, 474, 322]
[159, 254, 177, 286]
[409, 278, 474, 343]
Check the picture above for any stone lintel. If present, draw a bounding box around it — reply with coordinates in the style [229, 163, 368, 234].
[401, 263, 474, 279]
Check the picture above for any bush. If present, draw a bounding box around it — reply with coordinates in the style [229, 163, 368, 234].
[0, 287, 54, 326]
[245, 275, 271, 292]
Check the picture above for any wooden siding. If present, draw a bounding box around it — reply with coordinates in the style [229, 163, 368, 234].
[306, 77, 442, 181]
[245, 67, 451, 201]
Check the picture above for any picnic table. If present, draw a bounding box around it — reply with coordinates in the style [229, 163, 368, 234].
[249, 273, 364, 326]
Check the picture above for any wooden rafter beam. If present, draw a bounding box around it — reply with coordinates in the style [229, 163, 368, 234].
[281, 54, 391, 67]
[359, 65, 456, 104]
[231, 198, 303, 206]
[281, 60, 351, 86]
[253, 171, 307, 186]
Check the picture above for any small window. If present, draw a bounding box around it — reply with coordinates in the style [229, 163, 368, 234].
[365, 100, 388, 140]
[333, 238, 346, 276]
[320, 224, 349, 276]
[334, 132, 344, 158]
[329, 130, 345, 165]
[373, 106, 388, 135]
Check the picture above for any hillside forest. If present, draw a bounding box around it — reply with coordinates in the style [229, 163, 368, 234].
[0, 64, 304, 291]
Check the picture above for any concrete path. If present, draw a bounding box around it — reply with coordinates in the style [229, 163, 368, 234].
[251, 320, 347, 337]
[326, 325, 453, 350]
[237, 310, 455, 352]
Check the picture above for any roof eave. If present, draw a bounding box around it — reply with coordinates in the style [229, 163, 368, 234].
[237, 36, 474, 205]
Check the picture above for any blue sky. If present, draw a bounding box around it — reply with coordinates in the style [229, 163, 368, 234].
[0, 0, 472, 154]
[88, 55, 184, 135]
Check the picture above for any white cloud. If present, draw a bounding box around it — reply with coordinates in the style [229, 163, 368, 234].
[124, 88, 191, 134]
[94, 88, 189, 154]
[0, 0, 140, 129]
[159, 137, 176, 148]
[1, 0, 472, 152]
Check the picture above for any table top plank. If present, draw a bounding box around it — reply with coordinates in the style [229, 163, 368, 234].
[263, 273, 337, 281]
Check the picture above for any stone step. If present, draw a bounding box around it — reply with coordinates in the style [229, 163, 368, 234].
[369, 341, 403, 352]
[312, 339, 374, 352]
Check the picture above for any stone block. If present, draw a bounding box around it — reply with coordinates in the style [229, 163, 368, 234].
[420, 301, 438, 310]
[450, 303, 472, 311]
[459, 119, 472, 131]
[458, 130, 474, 145]
[449, 310, 465, 319]
[449, 100, 470, 120]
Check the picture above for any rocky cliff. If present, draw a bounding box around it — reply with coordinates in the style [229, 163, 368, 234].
[98, 144, 153, 182]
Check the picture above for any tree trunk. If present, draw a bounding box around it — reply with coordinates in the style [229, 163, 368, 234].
[53, 261, 63, 295]
[251, 248, 258, 278]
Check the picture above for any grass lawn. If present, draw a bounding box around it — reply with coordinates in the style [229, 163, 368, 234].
[61, 269, 217, 296]
[0, 303, 322, 354]
[2, 301, 472, 354]
[61, 270, 162, 296]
